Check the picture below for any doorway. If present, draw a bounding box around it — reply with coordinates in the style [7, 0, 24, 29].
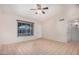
[68, 19, 79, 44]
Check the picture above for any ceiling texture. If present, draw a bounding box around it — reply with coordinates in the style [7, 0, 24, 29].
[0, 4, 78, 22]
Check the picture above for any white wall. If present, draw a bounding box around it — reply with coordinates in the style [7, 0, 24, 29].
[0, 9, 42, 44]
[42, 5, 79, 42]
[42, 17, 68, 42]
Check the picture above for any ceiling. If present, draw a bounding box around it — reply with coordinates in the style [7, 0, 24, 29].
[0, 4, 78, 22]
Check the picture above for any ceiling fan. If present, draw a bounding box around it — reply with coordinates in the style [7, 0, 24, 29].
[30, 4, 48, 14]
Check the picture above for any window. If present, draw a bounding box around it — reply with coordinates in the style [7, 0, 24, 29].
[17, 20, 34, 36]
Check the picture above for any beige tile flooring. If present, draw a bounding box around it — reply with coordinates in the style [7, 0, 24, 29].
[0, 38, 79, 55]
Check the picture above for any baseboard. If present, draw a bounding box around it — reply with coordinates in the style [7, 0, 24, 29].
[42, 37, 68, 43]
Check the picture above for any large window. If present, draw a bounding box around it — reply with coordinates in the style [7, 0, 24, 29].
[17, 20, 34, 36]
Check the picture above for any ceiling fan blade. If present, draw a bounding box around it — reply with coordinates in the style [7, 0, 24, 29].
[42, 11, 45, 14]
[36, 4, 41, 8]
[43, 7, 48, 10]
[30, 9, 36, 10]
[36, 4, 41, 10]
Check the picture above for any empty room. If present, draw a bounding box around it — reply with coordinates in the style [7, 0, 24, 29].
[0, 4, 79, 55]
